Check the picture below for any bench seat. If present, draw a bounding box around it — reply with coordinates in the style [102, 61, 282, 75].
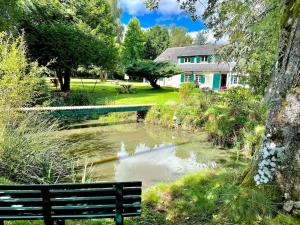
[0, 182, 142, 225]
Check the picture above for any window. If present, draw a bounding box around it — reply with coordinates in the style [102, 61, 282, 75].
[232, 75, 238, 84]
[184, 57, 190, 63]
[195, 75, 200, 82]
[185, 75, 190, 82]
[202, 56, 208, 62]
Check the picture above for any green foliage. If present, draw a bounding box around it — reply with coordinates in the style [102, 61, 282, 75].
[121, 18, 145, 66]
[50, 91, 97, 107]
[125, 60, 181, 89]
[0, 33, 45, 108]
[169, 24, 193, 47]
[20, 0, 118, 91]
[0, 113, 72, 184]
[178, 82, 197, 100]
[203, 0, 282, 95]
[143, 25, 170, 60]
[205, 87, 266, 147]
[193, 31, 208, 45]
[0, 0, 20, 31]
[128, 169, 276, 225]
[145, 105, 176, 128]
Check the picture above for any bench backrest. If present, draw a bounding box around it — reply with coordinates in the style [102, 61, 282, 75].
[0, 182, 142, 221]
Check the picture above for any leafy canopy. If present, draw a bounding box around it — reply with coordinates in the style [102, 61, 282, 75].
[20, 0, 118, 91]
[169, 25, 193, 47]
[143, 25, 170, 60]
[121, 17, 145, 66]
[125, 60, 181, 88]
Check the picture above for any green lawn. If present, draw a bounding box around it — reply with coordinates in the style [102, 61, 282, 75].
[51, 78, 179, 105]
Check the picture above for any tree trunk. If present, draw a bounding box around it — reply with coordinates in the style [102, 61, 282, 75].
[148, 79, 160, 89]
[244, 0, 300, 202]
[58, 68, 71, 92]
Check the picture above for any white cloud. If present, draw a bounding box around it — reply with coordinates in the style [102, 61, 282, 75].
[188, 30, 229, 44]
[119, 0, 181, 16]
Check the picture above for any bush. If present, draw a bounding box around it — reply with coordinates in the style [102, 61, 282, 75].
[178, 82, 197, 101]
[204, 87, 267, 147]
[146, 105, 176, 128]
[50, 90, 96, 106]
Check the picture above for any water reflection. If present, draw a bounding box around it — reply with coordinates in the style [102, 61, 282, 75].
[114, 142, 217, 187]
[62, 123, 224, 188]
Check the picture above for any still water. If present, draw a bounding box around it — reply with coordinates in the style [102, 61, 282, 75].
[61, 123, 229, 188]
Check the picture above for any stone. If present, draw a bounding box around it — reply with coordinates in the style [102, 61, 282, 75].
[283, 201, 294, 212]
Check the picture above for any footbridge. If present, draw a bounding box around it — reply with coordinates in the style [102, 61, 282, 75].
[20, 104, 153, 121]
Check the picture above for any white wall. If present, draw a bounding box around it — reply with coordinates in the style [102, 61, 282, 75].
[157, 74, 181, 88]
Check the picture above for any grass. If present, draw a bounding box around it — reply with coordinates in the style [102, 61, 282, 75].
[50, 78, 180, 105]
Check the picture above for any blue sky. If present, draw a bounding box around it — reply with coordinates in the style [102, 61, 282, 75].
[119, 0, 207, 34]
[121, 11, 207, 32]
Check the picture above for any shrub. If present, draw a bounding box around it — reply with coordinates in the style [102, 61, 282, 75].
[178, 82, 198, 101]
[204, 87, 266, 147]
[146, 105, 176, 128]
[50, 90, 96, 106]
[0, 33, 45, 108]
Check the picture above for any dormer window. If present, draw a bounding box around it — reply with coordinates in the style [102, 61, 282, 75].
[184, 57, 190, 63]
[202, 56, 208, 62]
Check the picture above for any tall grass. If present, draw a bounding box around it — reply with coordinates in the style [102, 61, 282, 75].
[0, 112, 72, 184]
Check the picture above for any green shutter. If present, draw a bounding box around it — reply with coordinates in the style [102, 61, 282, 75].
[200, 75, 205, 84]
[190, 74, 195, 82]
[213, 73, 221, 91]
[190, 57, 195, 63]
[240, 76, 247, 85]
[208, 55, 213, 63]
[159, 77, 164, 81]
[180, 57, 184, 63]
[180, 73, 185, 83]
[196, 56, 200, 63]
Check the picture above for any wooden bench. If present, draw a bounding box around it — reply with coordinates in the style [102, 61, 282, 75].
[0, 182, 142, 225]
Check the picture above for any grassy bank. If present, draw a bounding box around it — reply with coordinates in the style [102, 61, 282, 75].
[49, 78, 179, 105]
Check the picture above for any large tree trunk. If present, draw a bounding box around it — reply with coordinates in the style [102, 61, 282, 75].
[148, 78, 161, 89]
[57, 68, 71, 92]
[244, 0, 299, 203]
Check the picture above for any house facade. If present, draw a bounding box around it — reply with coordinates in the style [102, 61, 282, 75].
[152, 45, 246, 91]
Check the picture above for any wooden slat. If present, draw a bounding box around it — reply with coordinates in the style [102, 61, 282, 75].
[50, 196, 116, 206]
[0, 181, 141, 190]
[49, 188, 116, 198]
[0, 215, 43, 220]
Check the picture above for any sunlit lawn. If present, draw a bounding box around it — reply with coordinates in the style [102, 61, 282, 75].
[51, 78, 180, 105]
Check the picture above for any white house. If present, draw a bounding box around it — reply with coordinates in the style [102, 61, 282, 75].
[149, 45, 247, 91]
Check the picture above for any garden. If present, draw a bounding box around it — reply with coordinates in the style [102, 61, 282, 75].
[0, 0, 299, 225]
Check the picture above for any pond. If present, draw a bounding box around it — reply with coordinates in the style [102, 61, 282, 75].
[60, 123, 231, 188]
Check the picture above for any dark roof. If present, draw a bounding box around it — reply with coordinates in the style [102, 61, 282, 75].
[155, 45, 232, 73]
[178, 63, 233, 73]
[155, 45, 219, 64]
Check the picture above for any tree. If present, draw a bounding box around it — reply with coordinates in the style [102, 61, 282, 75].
[125, 60, 181, 89]
[121, 18, 145, 66]
[193, 31, 208, 45]
[20, 0, 118, 91]
[169, 25, 193, 47]
[0, 0, 20, 31]
[108, 0, 124, 44]
[146, 0, 300, 202]
[143, 25, 170, 60]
